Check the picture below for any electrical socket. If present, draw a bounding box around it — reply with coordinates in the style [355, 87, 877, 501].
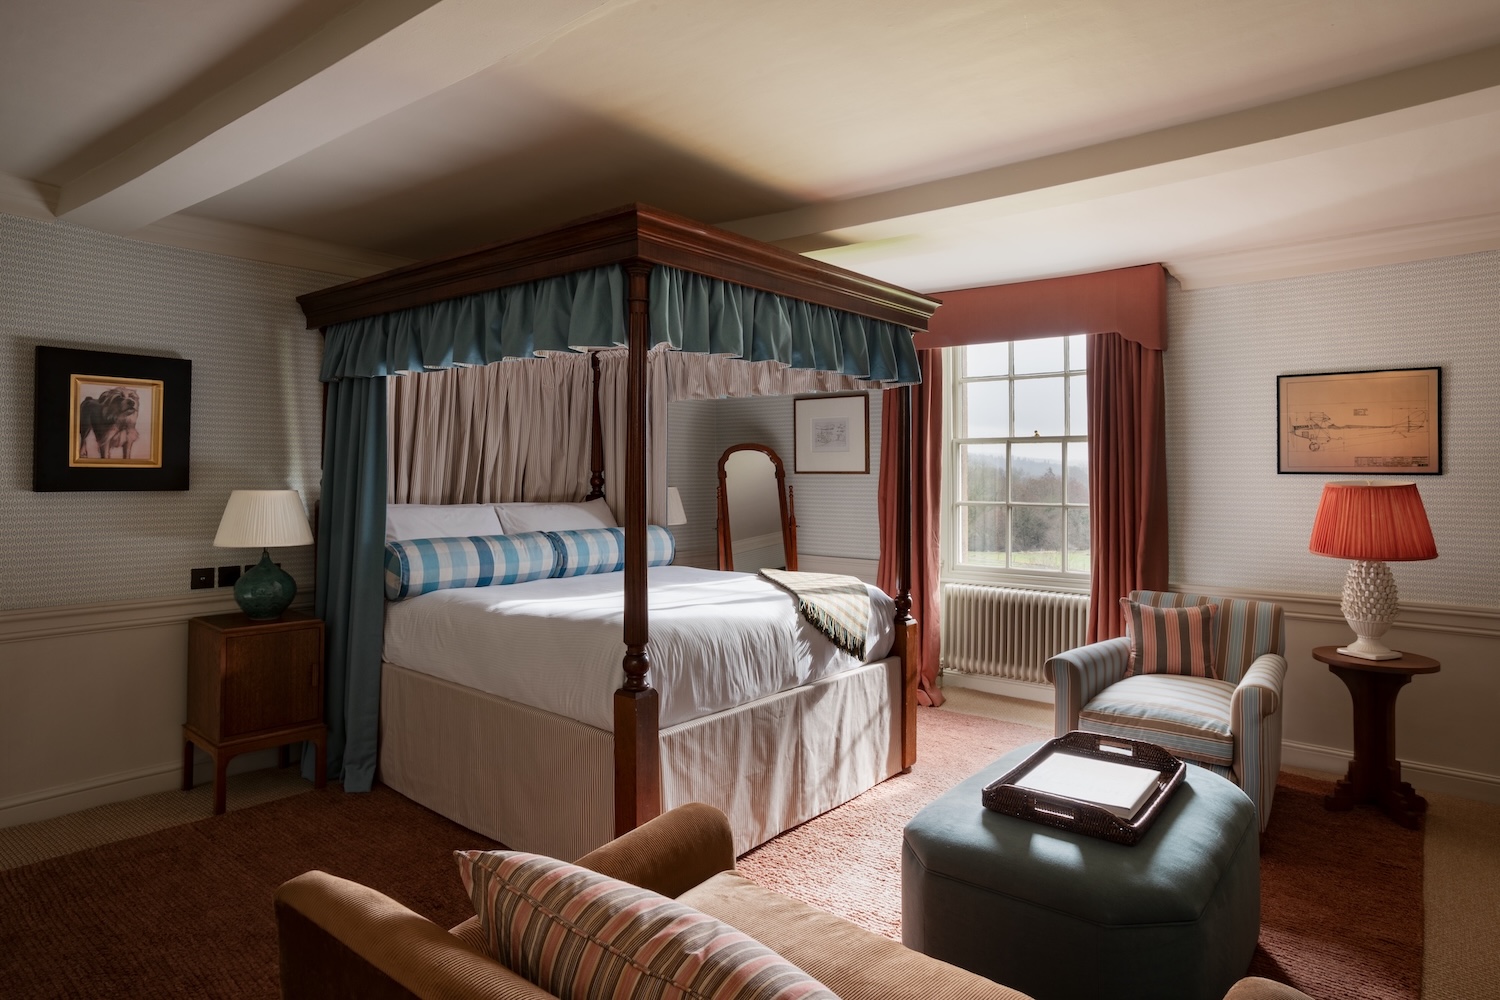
[217, 565, 242, 588]
[190, 567, 214, 590]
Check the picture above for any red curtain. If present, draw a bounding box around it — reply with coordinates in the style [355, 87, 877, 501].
[904, 263, 1171, 648]
[915, 264, 1167, 352]
[877, 349, 945, 707]
[1085, 332, 1169, 642]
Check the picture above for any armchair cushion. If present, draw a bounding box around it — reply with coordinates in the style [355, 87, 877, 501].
[455, 850, 835, 1000]
[1121, 599, 1221, 679]
[1080, 674, 1235, 766]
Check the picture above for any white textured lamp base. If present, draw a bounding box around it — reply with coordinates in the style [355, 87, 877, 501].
[1338, 560, 1403, 660]
[1337, 640, 1403, 661]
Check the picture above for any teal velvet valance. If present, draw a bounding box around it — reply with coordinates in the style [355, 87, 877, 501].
[320, 265, 921, 385]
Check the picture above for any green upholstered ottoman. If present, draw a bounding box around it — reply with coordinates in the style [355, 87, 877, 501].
[902, 741, 1260, 1000]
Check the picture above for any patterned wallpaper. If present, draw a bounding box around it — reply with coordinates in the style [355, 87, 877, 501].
[666, 391, 884, 563]
[0, 214, 334, 612]
[1166, 249, 1500, 608]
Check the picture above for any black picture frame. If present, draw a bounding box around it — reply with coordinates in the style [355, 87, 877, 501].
[1276, 367, 1441, 475]
[33, 346, 192, 491]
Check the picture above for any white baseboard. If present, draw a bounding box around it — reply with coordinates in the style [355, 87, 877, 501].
[941, 671, 1055, 704]
[1281, 740, 1500, 805]
[0, 748, 292, 829]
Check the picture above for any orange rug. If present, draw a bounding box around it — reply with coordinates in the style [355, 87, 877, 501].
[739, 708, 1424, 1000]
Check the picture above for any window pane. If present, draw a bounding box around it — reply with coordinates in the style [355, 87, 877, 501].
[1011, 442, 1062, 502]
[958, 504, 1008, 566]
[1067, 334, 1087, 371]
[1066, 507, 1091, 572]
[966, 342, 1009, 377]
[1069, 374, 1087, 434]
[961, 383, 1008, 437]
[1011, 506, 1061, 570]
[1013, 377, 1065, 437]
[960, 445, 1007, 501]
[1014, 337, 1065, 375]
[1066, 442, 1089, 503]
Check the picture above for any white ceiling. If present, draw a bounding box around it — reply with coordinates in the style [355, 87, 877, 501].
[3, 0, 1500, 291]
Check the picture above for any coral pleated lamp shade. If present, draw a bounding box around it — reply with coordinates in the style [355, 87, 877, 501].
[1308, 481, 1437, 562]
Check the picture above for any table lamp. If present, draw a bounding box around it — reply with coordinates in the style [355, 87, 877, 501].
[1308, 480, 1437, 660]
[667, 486, 688, 527]
[214, 489, 315, 620]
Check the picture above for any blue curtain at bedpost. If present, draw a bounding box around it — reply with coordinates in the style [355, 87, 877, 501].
[306, 375, 388, 792]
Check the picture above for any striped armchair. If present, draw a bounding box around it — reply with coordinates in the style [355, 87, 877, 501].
[1044, 590, 1288, 833]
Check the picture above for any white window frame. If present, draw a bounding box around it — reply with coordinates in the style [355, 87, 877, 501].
[939, 337, 1089, 593]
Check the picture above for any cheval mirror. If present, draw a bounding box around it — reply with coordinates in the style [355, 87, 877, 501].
[716, 444, 798, 573]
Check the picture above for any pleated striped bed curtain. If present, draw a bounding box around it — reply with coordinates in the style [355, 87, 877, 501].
[386, 348, 671, 528]
[314, 265, 922, 792]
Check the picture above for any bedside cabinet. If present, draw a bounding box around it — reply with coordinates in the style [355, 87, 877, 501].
[182, 610, 328, 814]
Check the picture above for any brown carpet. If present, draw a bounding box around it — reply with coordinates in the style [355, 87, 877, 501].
[1249, 772, 1425, 1000]
[0, 784, 498, 1000]
[740, 709, 1425, 1000]
[0, 711, 1424, 1000]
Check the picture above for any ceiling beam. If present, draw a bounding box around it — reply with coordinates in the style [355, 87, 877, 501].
[55, 0, 612, 234]
[726, 42, 1500, 251]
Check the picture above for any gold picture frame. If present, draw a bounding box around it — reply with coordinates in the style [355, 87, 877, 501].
[68, 374, 165, 468]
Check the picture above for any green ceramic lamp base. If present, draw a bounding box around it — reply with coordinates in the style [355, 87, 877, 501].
[234, 548, 297, 620]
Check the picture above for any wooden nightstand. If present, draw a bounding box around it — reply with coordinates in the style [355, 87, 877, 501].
[182, 610, 327, 814]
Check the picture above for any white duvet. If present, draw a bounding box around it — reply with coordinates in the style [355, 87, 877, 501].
[383, 565, 895, 731]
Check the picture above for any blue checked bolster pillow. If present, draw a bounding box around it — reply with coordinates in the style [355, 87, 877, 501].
[386, 525, 675, 600]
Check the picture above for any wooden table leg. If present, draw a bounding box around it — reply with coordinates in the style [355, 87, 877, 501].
[181, 735, 195, 792]
[1325, 665, 1426, 828]
[212, 752, 229, 816]
[312, 732, 327, 790]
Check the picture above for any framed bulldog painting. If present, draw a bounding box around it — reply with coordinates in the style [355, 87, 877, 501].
[33, 346, 192, 491]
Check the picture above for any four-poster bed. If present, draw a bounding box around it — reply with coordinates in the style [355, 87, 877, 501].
[298, 205, 940, 858]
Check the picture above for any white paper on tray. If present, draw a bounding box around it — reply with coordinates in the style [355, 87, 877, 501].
[1014, 752, 1161, 820]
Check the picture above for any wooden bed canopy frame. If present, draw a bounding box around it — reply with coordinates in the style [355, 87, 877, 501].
[297, 204, 940, 838]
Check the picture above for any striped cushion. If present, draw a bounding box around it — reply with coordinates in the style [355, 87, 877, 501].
[1130, 590, 1285, 685]
[1080, 674, 1236, 766]
[384, 531, 557, 600]
[456, 850, 835, 1000]
[1122, 599, 1220, 679]
[550, 525, 675, 578]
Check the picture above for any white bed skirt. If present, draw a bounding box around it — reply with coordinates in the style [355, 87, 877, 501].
[378, 657, 903, 861]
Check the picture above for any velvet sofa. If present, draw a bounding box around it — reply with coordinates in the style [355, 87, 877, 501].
[275, 802, 1314, 1000]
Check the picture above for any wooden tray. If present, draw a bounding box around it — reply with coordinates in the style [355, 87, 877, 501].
[982, 731, 1186, 845]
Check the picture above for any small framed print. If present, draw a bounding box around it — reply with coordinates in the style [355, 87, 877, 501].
[1276, 367, 1440, 475]
[34, 346, 192, 491]
[793, 393, 870, 474]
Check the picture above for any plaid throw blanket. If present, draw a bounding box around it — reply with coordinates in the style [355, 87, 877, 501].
[759, 568, 871, 658]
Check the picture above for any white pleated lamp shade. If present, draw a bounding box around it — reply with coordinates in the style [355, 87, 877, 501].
[667, 486, 688, 526]
[214, 490, 314, 549]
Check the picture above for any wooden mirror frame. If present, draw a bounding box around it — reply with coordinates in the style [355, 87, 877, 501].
[716, 443, 797, 573]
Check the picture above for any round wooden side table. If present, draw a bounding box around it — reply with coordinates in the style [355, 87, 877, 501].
[1312, 645, 1439, 829]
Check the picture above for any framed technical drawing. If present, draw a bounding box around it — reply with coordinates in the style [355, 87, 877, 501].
[1277, 367, 1440, 475]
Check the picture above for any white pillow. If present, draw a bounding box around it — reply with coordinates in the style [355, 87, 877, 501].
[496, 498, 617, 534]
[385, 503, 504, 542]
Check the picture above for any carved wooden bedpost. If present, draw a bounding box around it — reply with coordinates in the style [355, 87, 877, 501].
[586, 351, 605, 501]
[614, 261, 661, 836]
[894, 384, 918, 770]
